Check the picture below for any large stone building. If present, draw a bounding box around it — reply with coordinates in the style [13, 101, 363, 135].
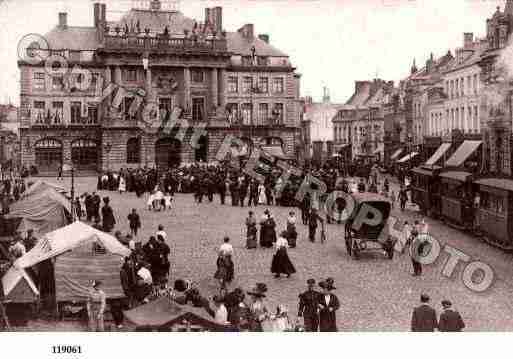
[18, 1, 302, 173]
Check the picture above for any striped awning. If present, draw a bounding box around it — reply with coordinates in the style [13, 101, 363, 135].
[445, 140, 482, 167]
[397, 152, 419, 163]
[425, 143, 451, 166]
[390, 148, 403, 160]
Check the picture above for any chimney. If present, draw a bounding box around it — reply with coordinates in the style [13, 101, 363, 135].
[101, 3, 106, 24]
[58, 12, 67, 29]
[213, 7, 222, 33]
[355, 81, 369, 94]
[258, 34, 269, 44]
[94, 3, 100, 28]
[464, 32, 474, 49]
[205, 8, 212, 26]
[239, 24, 254, 39]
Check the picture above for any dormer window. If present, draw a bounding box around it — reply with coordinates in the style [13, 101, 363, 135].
[257, 57, 268, 66]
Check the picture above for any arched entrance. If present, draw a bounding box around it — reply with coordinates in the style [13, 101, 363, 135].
[155, 138, 181, 170]
[35, 138, 63, 172]
[195, 135, 208, 163]
[71, 139, 98, 170]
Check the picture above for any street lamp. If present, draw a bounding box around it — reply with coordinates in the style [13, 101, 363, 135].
[62, 163, 75, 221]
[250, 45, 256, 138]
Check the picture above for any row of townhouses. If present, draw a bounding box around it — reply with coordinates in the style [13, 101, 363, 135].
[322, 0, 513, 178]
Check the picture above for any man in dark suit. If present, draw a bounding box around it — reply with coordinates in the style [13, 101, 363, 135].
[438, 300, 465, 332]
[411, 293, 437, 332]
[318, 279, 340, 332]
[298, 279, 320, 332]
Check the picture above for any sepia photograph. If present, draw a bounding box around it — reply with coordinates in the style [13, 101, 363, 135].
[0, 0, 512, 349]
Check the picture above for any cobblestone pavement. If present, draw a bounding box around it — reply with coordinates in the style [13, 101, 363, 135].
[21, 176, 513, 331]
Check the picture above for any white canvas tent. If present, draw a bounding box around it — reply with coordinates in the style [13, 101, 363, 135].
[3, 221, 130, 303]
[1, 268, 39, 303]
[13, 221, 130, 270]
[22, 180, 67, 199]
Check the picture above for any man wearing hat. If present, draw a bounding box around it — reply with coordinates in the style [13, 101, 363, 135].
[318, 279, 340, 332]
[411, 293, 437, 332]
[438, 300, 465, 332]
[298, 279, 321, 332]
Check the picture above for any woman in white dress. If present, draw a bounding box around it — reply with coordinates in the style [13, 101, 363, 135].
[118, 176, 126, 194]
[147, 191, 155, 211]
[258, 183, 266, 205]
[164, 192, 173, 210]
[154, 189, 164, 211]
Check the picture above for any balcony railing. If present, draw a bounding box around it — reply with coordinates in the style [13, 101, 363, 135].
[102, 34, 228, 53]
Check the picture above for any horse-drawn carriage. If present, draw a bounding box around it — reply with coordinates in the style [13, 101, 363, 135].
[344, 193, 395, 260]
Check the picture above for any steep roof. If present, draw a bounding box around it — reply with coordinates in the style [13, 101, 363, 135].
[444, 42, 487, 74]
[111, 9, 196, 35]
[44, 26, 99, 50]
[346, 82, 371, 106]
[225, 32, 288, 57]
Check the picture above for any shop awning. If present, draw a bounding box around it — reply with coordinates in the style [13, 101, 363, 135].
[397, 152, 418, 163]
[474, 178, 513, 192]
[425, 142, 451, 166]
[390, 148, 403, 160]
[261, 146, 289, 160]
[445, 140, 482, 167]
[411, 167, 436, 177]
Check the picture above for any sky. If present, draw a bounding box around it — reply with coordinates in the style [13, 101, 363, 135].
[0, 0, 507, 105]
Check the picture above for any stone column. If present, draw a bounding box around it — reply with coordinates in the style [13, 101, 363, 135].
[211, 68, 218, 111]
[218, 68, 226, 109]
[184, 67, 191, 110]
[114, 66, 122, 84]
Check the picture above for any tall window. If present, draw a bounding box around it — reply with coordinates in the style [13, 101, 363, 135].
[450, 80, 454, 98]
[455, 79, 459, 97]
[34, 101, 46, 124]
[242, 77, 252, 93]
[473, 74, 478, 94]
[124, 69, 137, 82]
[272, 103, 284, 124]
[241, 56, 253, 66]
[226, 103, 239, 124]
[90, 73, 99, 91]
[460, 106, 464, 129]
[227, 76, 238, 93]
[88, 104, 98, 124]
[52, 102, 63, 124]
[257, 57, 269, 66]
[241, 103, 252, 125]
[52, 76, 64, 91]
[451, 108, 455, 129]
[460, 77, 464, 96]
[258, 77, 269, 93]
[192, 98, 205, 122]
[191, 69, 204, 83]
[124, 97, 136, 120]
[71, 102, 82, 124]
[126, 138, 140, 164]
[467, 106, 472, 132]
[258, 103, 268, 125]
[159, 98, 172, 120]
[474, 106, 479, 133]
[272, 78, 284, 94]
[33, 72, 45, 91]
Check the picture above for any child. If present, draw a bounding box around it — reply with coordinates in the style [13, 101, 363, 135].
[147, 191, 155, 211]
[164, 192, 173, 210]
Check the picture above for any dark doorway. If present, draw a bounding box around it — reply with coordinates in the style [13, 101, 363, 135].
[195, 135, 208, 162]
[35, 138, 63, 172]
[71, 139, 98, 170]
[155, 138, 181, 170]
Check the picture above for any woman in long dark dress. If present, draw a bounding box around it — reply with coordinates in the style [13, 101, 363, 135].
[246, 211, 257, 249]
[271, 231, 296, 278]
[214, 237, 234, 289]
[101, 197, 116, 233]
[259, 210, 276, 248]
[286, 211, 297, 248]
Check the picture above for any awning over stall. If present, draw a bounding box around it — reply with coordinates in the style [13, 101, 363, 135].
[390, 148, 403, 160]
[474, 178, 513, 192]
[425, 143, 451, 166]
[397, 152, 418, 163]
[261, 146, 289, 160]
[445, 140, 482, 167]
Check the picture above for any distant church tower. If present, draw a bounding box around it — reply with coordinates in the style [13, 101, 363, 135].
[322, 86, 331, 103]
